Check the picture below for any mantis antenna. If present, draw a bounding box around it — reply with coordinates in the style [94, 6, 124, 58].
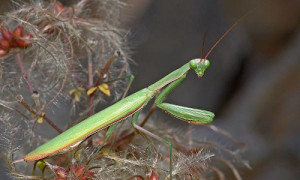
[200, 31, 207, 61]
[204, 8, 256, 60]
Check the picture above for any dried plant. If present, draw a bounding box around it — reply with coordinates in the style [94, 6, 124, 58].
[0, 0, 130, 138]
[0, 0, 131, 178]
[0, 1, 248, 180]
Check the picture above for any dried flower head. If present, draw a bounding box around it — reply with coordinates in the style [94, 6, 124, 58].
[0, 0, 131, 114]
[0, 0, 132, 178]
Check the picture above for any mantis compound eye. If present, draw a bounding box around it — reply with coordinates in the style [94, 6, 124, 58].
[203, 59, 210, 69]
[189, 59, 198, 70]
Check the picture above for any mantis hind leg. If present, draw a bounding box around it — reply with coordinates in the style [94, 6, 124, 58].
[131, 111, 173, 179]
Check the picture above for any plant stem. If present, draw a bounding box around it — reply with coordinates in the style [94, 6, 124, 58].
[17, 95, 62, 134]
[16, 53, 33, 94]
[88, 53, 94, 116]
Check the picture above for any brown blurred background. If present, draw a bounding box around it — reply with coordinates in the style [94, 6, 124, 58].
[1, 0, 300, 179]
[124, 0, 300, 179]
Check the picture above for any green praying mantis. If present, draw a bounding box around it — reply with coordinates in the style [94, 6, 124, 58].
[12, 13, 247, 179]
[22, 58, 213, 177]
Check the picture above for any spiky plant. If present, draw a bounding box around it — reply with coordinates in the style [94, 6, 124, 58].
[0, 0, 131, 178]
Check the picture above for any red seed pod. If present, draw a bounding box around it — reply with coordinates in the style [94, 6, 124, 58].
[54, 167, 67, 178]
[71, 164, 95, 180]
[0, 48, 9, 57]
[0, 38, 10, 50]
[148, 170, 159, 180]
[15, 34, 33, 48]
[74, 165, 85, 177]
[53, 1, 64, 14]
[12, 25, 24, 38]
[71, 163, 78, 171]
[10, 25, 24, 48]
[9, 40, 18, 48]
[1, 28, 12, 42]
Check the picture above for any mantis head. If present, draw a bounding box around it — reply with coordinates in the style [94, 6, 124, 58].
[189, 58, 210, 77]
[188, 9, 250, 78]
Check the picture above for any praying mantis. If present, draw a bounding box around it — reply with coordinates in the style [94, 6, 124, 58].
[22, 58, 214, 178]
[12, 11, 249, 179]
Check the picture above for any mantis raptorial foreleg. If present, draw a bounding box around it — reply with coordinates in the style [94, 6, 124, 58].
[155, 72, 213, 125]
[155, 73, 187, 106]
